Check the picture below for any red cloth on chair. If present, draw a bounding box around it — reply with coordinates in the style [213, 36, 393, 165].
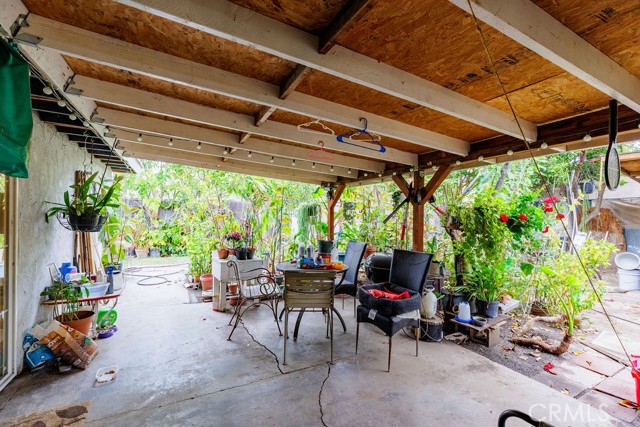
[367, 287, 410, 300]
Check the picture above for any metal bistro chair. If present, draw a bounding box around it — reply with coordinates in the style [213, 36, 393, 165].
[335, 241, 367, 317]
[226, 260, 282, 341]
[356, 249, 432, 372]
[283, 270, 337, 365]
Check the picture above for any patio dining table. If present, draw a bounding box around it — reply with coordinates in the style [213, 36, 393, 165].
[275, 262, 349, 340]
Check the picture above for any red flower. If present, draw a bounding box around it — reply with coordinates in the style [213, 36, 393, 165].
[543, 197, 552, 204]
[556, 213, 565, 220]
[542, 226, 549, 233]
[551, 195, 559, 202]
[499, 214, 509, 223]
[518, 214, 528, 221]
[543, 204, 554, 213]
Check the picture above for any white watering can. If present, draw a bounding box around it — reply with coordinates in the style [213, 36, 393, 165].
[421, 286, 438, 319]
[456, 301, 472, 323]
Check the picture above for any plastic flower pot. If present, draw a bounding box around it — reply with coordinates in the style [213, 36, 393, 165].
[236, 248, 247, 260]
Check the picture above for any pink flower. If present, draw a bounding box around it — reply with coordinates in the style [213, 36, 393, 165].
[556, 213, 565, 220]
[551, 195, 559, 202]
[543, 197, 552, 204]
[518, 214, 528, 221]
[499, 214, 509, 223]
[542, 226, 549, 233]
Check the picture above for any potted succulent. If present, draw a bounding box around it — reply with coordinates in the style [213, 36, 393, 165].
[41, 279, 93, 336]
[45, 171, 122, 232]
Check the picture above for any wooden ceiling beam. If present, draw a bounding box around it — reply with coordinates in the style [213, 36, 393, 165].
[254, 106, 276, 127]
[318, 0, 373, 54]
[419, 164, 454, 205]
[115, 132, 353, 178]
[73, 76, 385, 171]
[20, 15, 448, 161]
[122, 150, 327, 185]
[419, 105, 640, 167]
[449, 0, 640, 115]
[116, 0, 536, 141]
[279, 64, 312, 99]
[94, 107, 379, 174]
[391, 174, 410, 198]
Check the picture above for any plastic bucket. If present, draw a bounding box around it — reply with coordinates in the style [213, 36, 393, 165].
[615, 252, 640, 270]
[618, 269, 640, 291]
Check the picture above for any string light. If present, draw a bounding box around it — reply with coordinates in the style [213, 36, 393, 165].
[507, 149, 514, 156]
[270, 157, 275, 163]
[196, 142, 202, 150]
[311, 162, 316, 169]
[409, 167, 415, 172]
[330, 165, 334, 172]
[348, 168, 352, 174]
[57, 100, 66, 107]
[364, 172, 368, 177]
[68, 113, 77, 121]
[541, 142, 548, 149]
[392, 171, 396, 176]
[168, 138, 174, 147]
[583, 132, 592, 142]
[478, 155, 484, 161]
[291, 159, 296, 166]
[247, 151, 252, 158]
[455, 160, 461, 166]
[223, 147, 229, 155]
[136, 133, 143, 142]
[432, 165, 438, 170]
[378, 172, 382, 177]
[42, 86, 53, 95]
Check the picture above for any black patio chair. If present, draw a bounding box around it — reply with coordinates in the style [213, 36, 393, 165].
[335, 241, 367, 316]
[356, 249, 432, 372]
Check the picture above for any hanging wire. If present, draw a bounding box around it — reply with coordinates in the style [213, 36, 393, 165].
[465, 0, 633, 364]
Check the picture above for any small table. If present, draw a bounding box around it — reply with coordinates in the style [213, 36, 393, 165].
[275, 262, 349, 339]
[212, 254, 266, 312]
[449, 314, 509, 348]
[43, 291, 122, 339]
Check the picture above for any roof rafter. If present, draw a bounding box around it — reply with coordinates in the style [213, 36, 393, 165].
[448, 0, 640, 115]
[18, 14, 459, 161]
[115, 0, 537, 141]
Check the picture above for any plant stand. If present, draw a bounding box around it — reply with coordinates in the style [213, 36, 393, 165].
[449, 314, 509, 348]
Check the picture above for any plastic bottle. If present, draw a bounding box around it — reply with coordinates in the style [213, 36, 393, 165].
[331, 247, 339, 262]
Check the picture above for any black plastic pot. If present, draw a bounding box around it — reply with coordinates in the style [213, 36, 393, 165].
[246, 249, 255, 259]
[149, 248, 161, 258]
[67, 213, 103, 232]
[477, 299, 500, 318]
[236, 248, 247, 260]
[317, 240, 334, 254]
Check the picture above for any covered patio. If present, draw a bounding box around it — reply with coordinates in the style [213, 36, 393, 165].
[1, 0, 640, 426]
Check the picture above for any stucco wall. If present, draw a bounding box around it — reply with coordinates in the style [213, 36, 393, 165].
[14, 114, 102, 371]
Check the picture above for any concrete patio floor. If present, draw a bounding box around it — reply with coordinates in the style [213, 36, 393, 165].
[0, 266, 625, 426]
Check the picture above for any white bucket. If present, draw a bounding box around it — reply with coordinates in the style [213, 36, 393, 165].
[618, 269, 640, 291]
[615, 252, 640, 270]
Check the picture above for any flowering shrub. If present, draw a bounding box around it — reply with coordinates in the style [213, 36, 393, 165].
[224, 231, 244, 248]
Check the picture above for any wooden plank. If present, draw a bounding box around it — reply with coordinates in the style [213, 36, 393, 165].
[99, 107, 372, 174]
[419, 164, 455, 205]
[254, 106, 276, 126]
[19, 15, 450, 160]
[318, 0, 373, 54]
[238, 132, 251, 144]
[391, 174, 410, 198]
[116, 133, 352, 178]
[449, 0, 640, 114]
[123, 150, 327, 185]
[412, 170, 424, 252]
[116, 0, 537, 140]
[279, 64, 312, 99]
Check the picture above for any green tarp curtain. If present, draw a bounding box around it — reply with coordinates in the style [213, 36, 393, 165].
[0, 38, 32, 178]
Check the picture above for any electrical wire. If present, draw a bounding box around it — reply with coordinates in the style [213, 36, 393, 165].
[465, 0, 633, 365]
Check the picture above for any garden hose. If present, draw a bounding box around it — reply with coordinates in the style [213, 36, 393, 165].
[124, 264, 188, 286]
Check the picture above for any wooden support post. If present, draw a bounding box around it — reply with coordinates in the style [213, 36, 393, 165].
[327, 184, 345, 241]
[419, 164, 455, 205]
[412, 171, 424, 252]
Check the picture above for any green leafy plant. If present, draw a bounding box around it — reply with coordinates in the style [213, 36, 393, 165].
[101, 202, 136, 267]
[45, 172, 123, 222]
[41, 280, 90, 321]
[465, 259, 508, 302]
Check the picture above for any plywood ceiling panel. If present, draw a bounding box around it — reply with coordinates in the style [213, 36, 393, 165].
[24, 0, 295, 85]
[230, 0, 349, 34]
[295, 70, 499, 142]
[66, 58, 262, 116]
[335, 0, 565, 102]
[533, 1, 640, 79]
[486, 73, 611, 125]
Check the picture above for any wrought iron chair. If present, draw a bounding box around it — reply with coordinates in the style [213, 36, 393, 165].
[356, 249, 432, 371]
[226, 260, 282, 341]
[335, 241, 367, 316]
[283, 270, 337, 365]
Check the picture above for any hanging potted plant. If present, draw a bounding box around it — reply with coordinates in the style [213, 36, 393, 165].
[45, 171, 122, 232]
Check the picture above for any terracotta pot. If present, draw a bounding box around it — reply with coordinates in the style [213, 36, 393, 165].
[135, 248, 149, 258]
[228, 283, 239, 295]
[200, 273, 214, 291]
[217, 248, 229, 259]
[228, 283, 241, 305]
[193, 275, 200, 283]
[364, 245, 377, 260]
[228, 248, 236, 256]
[57, 310, 95, 336]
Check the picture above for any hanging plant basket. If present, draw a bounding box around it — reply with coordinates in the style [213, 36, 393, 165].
[56, 212, 108, 232]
